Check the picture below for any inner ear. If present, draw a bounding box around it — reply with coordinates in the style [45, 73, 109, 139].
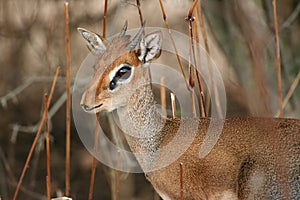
[138, 31, 162, 63]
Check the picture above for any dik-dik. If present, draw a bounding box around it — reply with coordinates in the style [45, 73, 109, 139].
[78, 22, 300, 199]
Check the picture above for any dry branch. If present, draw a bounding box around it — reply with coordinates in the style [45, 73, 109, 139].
[179, 163, 184, 200]
[186, 1, 206, 117]
[9, 90, 70, 138]
[12, 67, 60, 200]
[44, 94, 52, 200]
[102, 0, 108, 38]
[136, 0, 144, 26]
[280, 1, 300, 30]
[64, 2, 71, 196]
[272, 0, 283, 117]
[158, 0, 190, 90]
[0, 77, 67, 108]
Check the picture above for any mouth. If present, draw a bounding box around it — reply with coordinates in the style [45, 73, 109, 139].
[81, 103, 103, 113]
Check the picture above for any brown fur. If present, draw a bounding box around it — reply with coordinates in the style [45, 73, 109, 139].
[143, 117, 299, 199]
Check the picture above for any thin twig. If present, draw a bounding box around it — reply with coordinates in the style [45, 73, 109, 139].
[196, 0, 209, 115]
[64, 2, 71, 197]
[136, 0, 144, 27]
[0, 76, 66, 108]
[44, 94, 51, 200]
[9, 89, 71, 135]
[280, 1, 300, 30]
[102, 0, 108, 38]
[188, 50, 195, 89]
[186, 1, 206, 117]
[187, 0, 198, 18]
[171, 93, 176, 118]
[179, 163, 184, 200]
[88, 113, 100, 200]
[276, 70, 300, 116]
[158, 0, 191, 90]
[12, 67, 60, 200]
[188, 45, 197, 118]
[190, 90, 197, 118]
[272, 0, 283, 117]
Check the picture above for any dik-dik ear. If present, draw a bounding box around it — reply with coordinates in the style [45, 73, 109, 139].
[138, 31, 162, 63]
[77, 27, 106, 55]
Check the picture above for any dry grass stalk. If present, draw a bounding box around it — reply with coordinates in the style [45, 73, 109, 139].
[102, 0, 108, 38]
[45, 94, 52, 200]
[187, 2, 206, 117]
[171, 93, 176, 118]
[188, 0, 198, 17]
[179, 162, 184, 200]
[158, 0, 190, 89]
[12, 67, 60, 200]
[192, 9, 207, 115]
[136, 0, 144, 26]
[88, 113, 100, 200]
[64, 2, 71, 196]
[159, 0, 201, 119]
[188, 50, 197, 118]
[195, 0, 210, 115]
[190, 89, 197, 118]
[272, 0, 283, 117]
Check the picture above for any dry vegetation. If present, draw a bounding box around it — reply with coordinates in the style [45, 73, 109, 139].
[0, 0, 299, 199]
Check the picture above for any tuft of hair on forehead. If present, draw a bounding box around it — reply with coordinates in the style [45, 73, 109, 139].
[105, 35, 132, 54]
[93, 35, 134, 70]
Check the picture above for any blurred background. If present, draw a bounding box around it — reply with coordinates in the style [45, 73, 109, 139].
[0, 0, 299, 199]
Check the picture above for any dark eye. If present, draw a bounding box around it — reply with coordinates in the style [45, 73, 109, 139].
[115, 65, 132, 80]
[108, 64, 132, 91]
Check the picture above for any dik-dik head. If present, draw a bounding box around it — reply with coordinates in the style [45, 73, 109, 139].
[78, 22, 162, 113]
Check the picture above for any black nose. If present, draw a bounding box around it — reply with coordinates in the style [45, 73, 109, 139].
[81, 103, 103, 112]
[81, 104, 92, 112]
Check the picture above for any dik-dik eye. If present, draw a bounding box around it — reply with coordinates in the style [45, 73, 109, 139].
[115, 65, 132, 81]
[108, 64, 133, 91]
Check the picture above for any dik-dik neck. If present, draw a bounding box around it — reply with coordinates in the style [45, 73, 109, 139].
[117, 70, 166, 169]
